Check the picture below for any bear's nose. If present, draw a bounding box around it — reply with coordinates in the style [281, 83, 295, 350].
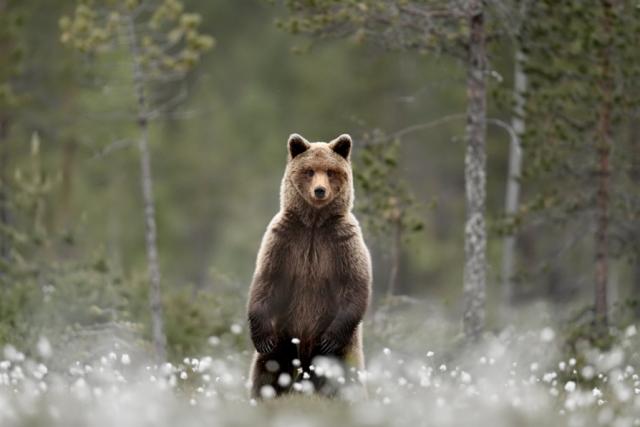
[314, 187, 326, 199]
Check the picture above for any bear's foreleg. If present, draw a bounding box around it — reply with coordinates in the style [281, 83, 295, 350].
[318, 291, 368, 356]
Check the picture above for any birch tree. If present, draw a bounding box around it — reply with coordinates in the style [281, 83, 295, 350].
[60, 0, 214, 360]
[462, 0, 486, 340]
[490, 0, 533, 309]
[500, 49, 525, 308]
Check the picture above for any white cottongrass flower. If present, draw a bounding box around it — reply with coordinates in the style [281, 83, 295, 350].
[581, 366, 595, 380]
[278, 373, 291, 387]
[540, 327, 555, 342]
[260, 385, 276, 399]
[37, 337, 52, 358]
[4, 345, 24, 362]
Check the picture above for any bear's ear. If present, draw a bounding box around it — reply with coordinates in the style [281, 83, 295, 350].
[329, 134, 352, 160]
[288, 133, 310, 159]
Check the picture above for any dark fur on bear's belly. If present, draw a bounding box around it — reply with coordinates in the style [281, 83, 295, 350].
[275, 284, 338, 362]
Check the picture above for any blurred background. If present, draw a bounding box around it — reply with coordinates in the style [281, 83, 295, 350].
[1, 0, 639, 362]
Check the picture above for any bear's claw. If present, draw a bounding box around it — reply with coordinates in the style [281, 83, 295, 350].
[319, 334, 340, 355]
[255, 336, 276, 354]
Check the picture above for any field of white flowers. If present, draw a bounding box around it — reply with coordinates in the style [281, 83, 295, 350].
[1, 302, 640, 427]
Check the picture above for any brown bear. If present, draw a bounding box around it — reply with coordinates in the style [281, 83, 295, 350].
[247, 133, 372, 399]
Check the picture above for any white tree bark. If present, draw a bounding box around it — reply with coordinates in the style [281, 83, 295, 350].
[463, 0, 487, 341]
[501, 50, 527, 308]
[126, 15, 167, 362]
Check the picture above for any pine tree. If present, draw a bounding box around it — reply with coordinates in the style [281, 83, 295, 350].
[520, 0, 640, 328]
[60, 0, 214, 361]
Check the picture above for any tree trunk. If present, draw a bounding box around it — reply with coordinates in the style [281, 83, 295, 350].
[501, 50, 527, 310]
[387, 216, 402, 297]
[594, 0, 613, 327]
[127, 16, 167, 362]
[60, 139, 76, 227]
[631, 114, 640, 316]
[0, 116, 9, 264]
[0, 1, 10, 265]
[463, 0, 487, 341]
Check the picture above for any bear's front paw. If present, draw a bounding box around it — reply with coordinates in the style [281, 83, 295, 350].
[249, 312, 276, 353]
[318, 332, 343, 355]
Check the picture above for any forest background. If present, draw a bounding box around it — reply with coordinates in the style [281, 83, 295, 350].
[1, 0, 640, 366]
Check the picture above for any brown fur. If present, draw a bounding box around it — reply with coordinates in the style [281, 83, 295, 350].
[247, 133, 372, 399]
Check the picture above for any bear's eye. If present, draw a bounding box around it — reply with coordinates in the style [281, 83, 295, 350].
[305, 169, 314, 177]
[327, 170, 334, 178]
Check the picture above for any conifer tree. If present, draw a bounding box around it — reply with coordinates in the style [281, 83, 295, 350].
[520, 0, 640, 328]
[60, 0, 214, 360]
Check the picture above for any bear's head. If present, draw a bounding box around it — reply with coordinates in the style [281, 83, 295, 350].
[282, 133, 353, 215]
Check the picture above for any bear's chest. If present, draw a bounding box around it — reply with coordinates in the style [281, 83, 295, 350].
[273, 226, 342, 336]
[292, 232, 334, 279]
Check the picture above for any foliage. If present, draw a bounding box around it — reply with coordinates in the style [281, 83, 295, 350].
[59, 0, 214, 77]
[162, 285, 246, 359]
[278, 0, 469, 56]
[354, 135, 425, 244]
[519, 0, 640, 247]
[0, 132, 245, 363]
[0, 0, 25, 109]
[0, 133, 56, 283]
[0, 134, 132, 356]
[121, 271, 247, 359]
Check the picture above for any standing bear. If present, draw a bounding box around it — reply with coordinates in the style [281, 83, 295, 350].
[247, 133, 372, 399]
